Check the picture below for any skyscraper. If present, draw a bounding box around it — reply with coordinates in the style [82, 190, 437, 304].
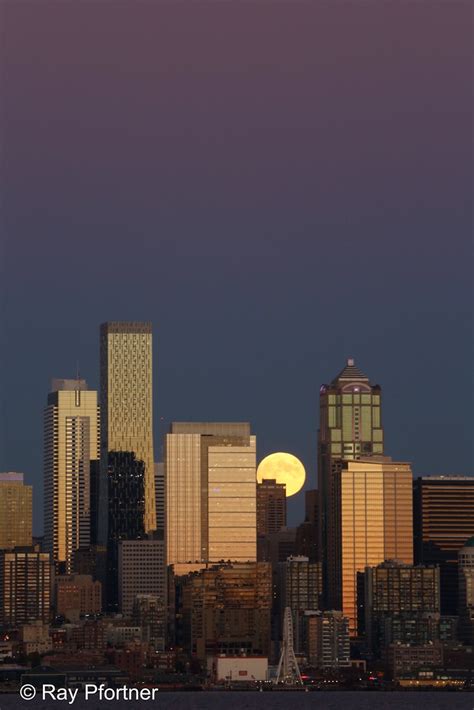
[335, 457, 413, 635]
[318, 359, 383, 607]
[413, 476, 474, 614]
[44, 378, 99, 572]
[106, 451, 145, 612]
[165, 422, 257, 566]
[257, 478, 286, 536]
[0, 473, 32, 550]
[99, 322, 156, 536]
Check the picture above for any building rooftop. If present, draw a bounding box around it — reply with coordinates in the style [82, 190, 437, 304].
[331, 358, 370, 384]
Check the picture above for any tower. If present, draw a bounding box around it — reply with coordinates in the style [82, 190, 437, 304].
[44, 378, 99, 572]
[318, 358, 383, 608]
[336, 457, 413, 635]
[99, 322, 156, 539]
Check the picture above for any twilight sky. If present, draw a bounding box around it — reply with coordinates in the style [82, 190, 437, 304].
[1, 1, 472, 533]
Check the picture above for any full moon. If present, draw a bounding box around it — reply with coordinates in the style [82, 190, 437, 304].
[257, 452, 306, 497]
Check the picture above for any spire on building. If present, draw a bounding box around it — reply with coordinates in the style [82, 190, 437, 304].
[331, 358, 370, 384]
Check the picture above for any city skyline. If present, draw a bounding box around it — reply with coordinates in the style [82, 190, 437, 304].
[1, 2, 472, 535]
[3, 328, 474, 536]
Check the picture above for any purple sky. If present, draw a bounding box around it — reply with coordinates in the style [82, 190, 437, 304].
[1, 1, 472, 532]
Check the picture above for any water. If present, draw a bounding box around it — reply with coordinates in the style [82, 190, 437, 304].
[0, 692, 472, 710]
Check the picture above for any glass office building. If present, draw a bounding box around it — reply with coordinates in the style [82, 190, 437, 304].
[100, 322, 156, 536]
[165, 422, 257, 566]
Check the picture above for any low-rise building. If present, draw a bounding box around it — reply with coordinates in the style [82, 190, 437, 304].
[211, 655, 268, 683]
[386, 641, 443, 680]
[19, 622, 52, 656]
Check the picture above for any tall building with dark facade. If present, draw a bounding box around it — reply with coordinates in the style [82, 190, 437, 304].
[414, 476, 474, 614]
[278, 555, 322, 651]
[99, 322, 156, 540]
[318, 359, 384, 609]
[257, 478, 286, 536]
[105, 451, 145, 611]
[362, 561, 440, 655]
[154, 463, 165, 536]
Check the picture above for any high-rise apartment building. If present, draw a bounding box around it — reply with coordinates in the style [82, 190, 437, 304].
[99, 322, 156, 536]
[318, 359, 384, 607]
[0, 473, 32, 550]
[44, 379, 99, 572]
[278, 555, 322, 651]
[257, 479, 286, 536]
[363, 561, 440, 655]
[303, 610, 350, 669]
[0, 548, 51, 626]
[165, 422, 257, 566]
[413, 476, 474, 615]
[335, 457, 413, 635]
[171, 562, 271, 660]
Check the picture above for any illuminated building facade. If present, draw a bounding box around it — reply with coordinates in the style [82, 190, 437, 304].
[0, 473, 32, 550]
[0, 548, 51, 626]
[337, 457, 413, 635]
[414, 476, 474, 615]
[257, 478, 286, 536]
[100, 322, 156, 536]
[165, 422, 257, 566]
[44, 379, 99, 572]
[318, 359, 383, 607]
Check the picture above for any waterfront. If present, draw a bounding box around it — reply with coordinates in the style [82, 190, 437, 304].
[0, 691, 472, 710]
